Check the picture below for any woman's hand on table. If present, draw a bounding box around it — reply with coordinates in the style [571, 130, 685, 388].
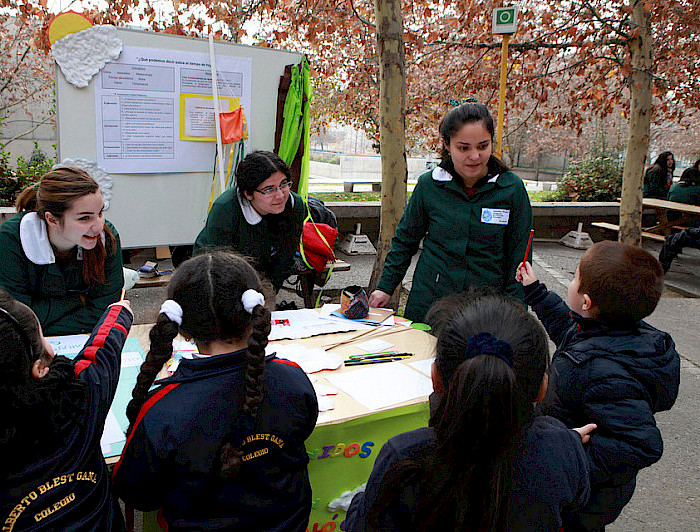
[369, 290, 391, 308]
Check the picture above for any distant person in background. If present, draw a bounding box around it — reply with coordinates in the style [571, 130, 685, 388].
[194, 151, 305, 292]
[368, 102, 533, 322]
[667, 158, 700, 209]
[643, 151, 675, 200]
[0, 167, 123, 335]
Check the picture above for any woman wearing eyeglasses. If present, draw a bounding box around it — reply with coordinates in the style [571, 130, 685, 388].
[193, 151, 306, 291]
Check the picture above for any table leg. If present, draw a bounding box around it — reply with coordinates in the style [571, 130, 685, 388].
[299, 272, 315, 308]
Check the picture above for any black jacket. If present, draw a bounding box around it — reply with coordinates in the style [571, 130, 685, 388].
[112, 351, 318, 531]
[345, 416, 590, 531]
[525, 281, 680, 527]
[1, 304, 132, 531]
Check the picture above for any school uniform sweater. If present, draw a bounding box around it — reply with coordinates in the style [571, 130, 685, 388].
[0, 304, 132, 532]
[376, 163, 533, 322]
[0, 211, 124, 335]
[525, 281, 680, 530]
[112, 351, 318, 532]
[345, 416, 590, 531]
[193, 187, 306, 290]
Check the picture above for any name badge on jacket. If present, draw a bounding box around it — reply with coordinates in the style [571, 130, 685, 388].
[481, 208, 510, 225]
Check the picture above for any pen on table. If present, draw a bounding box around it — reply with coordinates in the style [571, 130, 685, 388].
[344, 357, 408, 366]
[522, 229, 535, 266]
[347, 351, 400, 359]
[347, 353, 412, 361]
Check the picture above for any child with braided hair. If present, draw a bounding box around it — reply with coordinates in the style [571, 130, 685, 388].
[112, 251, 318, 531]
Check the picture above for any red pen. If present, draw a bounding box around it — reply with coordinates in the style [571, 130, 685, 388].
[522, 229, 535, 266]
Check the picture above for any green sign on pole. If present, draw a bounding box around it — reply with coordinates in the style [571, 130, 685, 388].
[492, 7, 518, 34]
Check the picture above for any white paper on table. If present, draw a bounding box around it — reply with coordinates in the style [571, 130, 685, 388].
[357, 339, 395, 353]
[326, 363, 433, 411]
[48, 334, 90, 358]
[269, 309, 371, 340]
[409, 357, 435, 377]
[313, 383, 338, 396]
[317, 396, 335, 412]
[100, 409, 125, 453]
[267, 343, 343, 373]
[121, 351, 143, 368]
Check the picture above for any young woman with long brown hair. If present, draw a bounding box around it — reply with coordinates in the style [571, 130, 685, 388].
[0, 167, 123, 335]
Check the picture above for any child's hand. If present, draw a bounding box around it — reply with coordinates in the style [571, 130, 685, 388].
[516, 261, 538, 286]
[111, 300, 133, 316]
[573, 423, 597, 444]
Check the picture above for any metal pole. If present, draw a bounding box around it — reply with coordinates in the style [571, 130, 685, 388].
[495, 33, 510, 158]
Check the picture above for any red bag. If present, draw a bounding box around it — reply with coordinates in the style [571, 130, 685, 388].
[301, 222, 338, 272]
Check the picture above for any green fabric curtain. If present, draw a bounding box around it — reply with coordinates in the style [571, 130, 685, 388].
[278, 56, 312, 200]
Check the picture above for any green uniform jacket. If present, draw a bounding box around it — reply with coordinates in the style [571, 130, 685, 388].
[668, 182, 700, 205]
[377, 167, 533, 322]
[193, 187, 306, 290]
[643, 165, 669, 200]
[0, 211, 124, 336]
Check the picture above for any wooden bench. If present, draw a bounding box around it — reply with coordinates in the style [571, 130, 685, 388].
[343, 181, 381, 193]
[132, 270, 174, 289]
[592, 222, 666, 242]
[297, 259, 351, 308]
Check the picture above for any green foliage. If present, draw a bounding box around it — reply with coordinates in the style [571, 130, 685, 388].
[551, 155, 623, 202]
[310, 152, 340, 164]
[0, 143, 55, 207]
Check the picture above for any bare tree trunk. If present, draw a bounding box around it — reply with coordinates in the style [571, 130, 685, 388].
[368, 0, 407, 307]
[620, 0, 652, 246]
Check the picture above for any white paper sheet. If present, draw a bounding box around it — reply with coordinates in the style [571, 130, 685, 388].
[48, 334, 90, 358]
[269, 309, 371, 340]
[100, 409, 125, 453]
[409, 357, 435, 377]
[357, 339, 395, 352]
[267, 343, 343, 373]
[326, 363, 433, 411]
[121, 351, 144, 368]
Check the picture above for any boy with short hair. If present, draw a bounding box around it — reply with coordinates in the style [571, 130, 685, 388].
[517, 240, 680, 531]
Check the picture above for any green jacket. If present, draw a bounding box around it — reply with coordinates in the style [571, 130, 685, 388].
[668, 182, 700, 206]
[643, 165, 670, 200]
[0, 211, 124, 336]
[377, 167, 533, 322]
[193, 187, 305, 290]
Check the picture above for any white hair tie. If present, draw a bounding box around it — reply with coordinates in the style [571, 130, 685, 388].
[241, 289, 264, 314]
[160, 299, 183, 325]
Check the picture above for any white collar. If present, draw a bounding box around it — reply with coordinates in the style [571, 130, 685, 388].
[19, 212, 55, 265]
[237, 188, 295, 225]
[432, 166, 499, 183]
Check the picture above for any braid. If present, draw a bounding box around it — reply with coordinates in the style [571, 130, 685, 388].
[243, 304, 271, 417]
[126, 313, 179, 429]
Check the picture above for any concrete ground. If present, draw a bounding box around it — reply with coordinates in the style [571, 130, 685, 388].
[124, 238, 699, 530]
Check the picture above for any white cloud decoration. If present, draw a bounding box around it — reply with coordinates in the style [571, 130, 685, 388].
[52, 25, 123, 88]
[54, 159, 114, 210]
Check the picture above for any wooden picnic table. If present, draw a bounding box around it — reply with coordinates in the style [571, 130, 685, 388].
[642, 198, 700, 235]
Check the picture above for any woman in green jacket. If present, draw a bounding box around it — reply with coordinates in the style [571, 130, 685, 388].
[369, 103, 533, 322]
[193, 151, 305, 291]
[0, 167, 123, 335]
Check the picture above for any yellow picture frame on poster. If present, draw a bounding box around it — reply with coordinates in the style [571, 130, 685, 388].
[179, 94, 239, 142]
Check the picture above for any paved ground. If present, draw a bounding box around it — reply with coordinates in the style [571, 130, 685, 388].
[125, 238, 699, 530]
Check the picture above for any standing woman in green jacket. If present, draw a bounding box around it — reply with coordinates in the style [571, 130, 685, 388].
[369, 103, 533, 322]
[0, 167, 123, 335]
[193, 151, 306, 292]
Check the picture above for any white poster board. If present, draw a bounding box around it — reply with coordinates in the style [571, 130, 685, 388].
[55, 28, 302, 247]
